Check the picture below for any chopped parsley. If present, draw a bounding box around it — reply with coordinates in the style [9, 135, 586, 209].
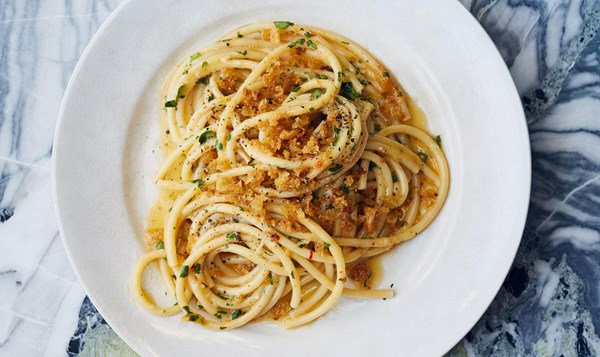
[340, 185, 350, 194]
[191, 179, 204, 188]
[190, 52, 202, 60]
[434, 135, 442, 147]
[197, 75, 210, 85]
[226, 134, 232, 141]
[391, 173, 398, 183]
[323, 242, 331, 249]
[189, 315, 199, 322]
[194, 263, 201, 274]
[319, 74, 328, 79]
[236, 50, 248, 56]
[155, 241, 165, 250]
[306, 40, 317, 49]
[328, 164, 342, 173]
[291, 85, 301, 92]
[232, 309, 243, 320]
[226, 232, 236, 240]
[374, 123, 382, 132]
[304, 31, 313, 38]
[236, 31, 243, 38]
[382, 71, 390, 77]
[179, 265, 189, 278]
[341, 41, 349, 44]
[268, 272, 273, 285]
[182, 305, 191, 314]
[311, 89, 323, 99]
[417, 150, 429, 162]
[290, 271, 295, 279]
[201, 61, 208, 67]
[340, 82, 360, 101]
[333, 126, 340, 145]
[198, 130, 216, 144]
[176, 85, 185, 99]
[164, 100, 177, 108]
[274, 21, 294, 29]
[215, 141, 223, 150]
[220, 326, 227, 330]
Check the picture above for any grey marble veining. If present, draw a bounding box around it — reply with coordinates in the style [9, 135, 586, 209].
[2, 0, 600, 356]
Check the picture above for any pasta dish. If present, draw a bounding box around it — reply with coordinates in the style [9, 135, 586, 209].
[131, 21, 449, 330]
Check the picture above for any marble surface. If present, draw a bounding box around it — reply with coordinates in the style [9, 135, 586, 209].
[1, 0, 600, 355]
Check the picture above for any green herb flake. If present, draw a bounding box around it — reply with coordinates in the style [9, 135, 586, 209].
[309, 107, 315, 112]
[340, 185, 350, 194]
[326, 203, 334, 209]
[214, 313, 222, 319]
[306, 40, 317, 49]
[179, 265, 189, 278]
[391, 173, 399, 183]
[340, 82, 360, 101]
[288, 42, 296, 48]
[197, 75, 210, 85]
[290, 271, 295, 279]
[190, 52, 202, 60]
[226, 232, 236, 240]
[215, 141, 223, 150]
[328, 164, 342, 173]
[434, 135, 442, 147]
[319, 74, 328, 80]
[374, 123, 381, 132]
[207, 94, 214, 102]
[291, 86, 301, 92]
[296, 38, 305, 45]
[220, 326, 227, 330]
[176, 86, 186, 100]
[155, 241, 165, 250]
[237, 31, 243, 38]
[333, 126, 340, 145]
[182, 305, 191, 314]
[417, 150, 429, 162]
[236, 50, 248, 56]
[232, 309, 243, 320]
[189, 315, 199, 322]
[268, 272, 273, 285]
[311, 89, 323, 99]
[194, 263, 201, 274]
[341, 41, 349, 44]
[198, 130, 216, 144]
[382, 71, 390, 78]
[191, 179, 204, 188]
[227, 134, 232, 141]
[323, 242, 331, 249]
[274, 21, 294, 29]
[164, 100, 177, 108]
[201, 61, 208, 68]
[397, 91, 403, 97]
[304, 31, 314, 38]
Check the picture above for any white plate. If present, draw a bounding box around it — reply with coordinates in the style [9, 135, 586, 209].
[53, 0, 530, 356]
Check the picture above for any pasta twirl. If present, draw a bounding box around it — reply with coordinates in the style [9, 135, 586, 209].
[131, 21, 449, 330]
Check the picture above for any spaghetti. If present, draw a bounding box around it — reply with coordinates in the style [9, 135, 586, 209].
[131, 22, 449, 330]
